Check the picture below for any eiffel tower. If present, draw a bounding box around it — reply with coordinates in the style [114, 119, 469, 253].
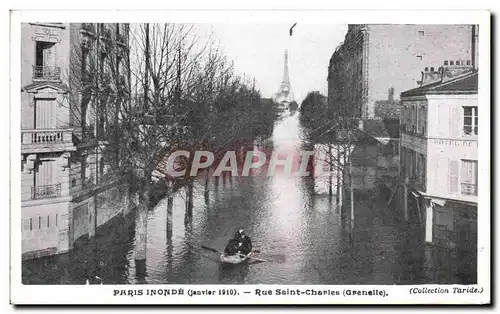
[274, 49, 294, 105]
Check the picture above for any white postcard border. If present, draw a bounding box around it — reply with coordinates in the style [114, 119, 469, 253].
[9, 9, 491, 305]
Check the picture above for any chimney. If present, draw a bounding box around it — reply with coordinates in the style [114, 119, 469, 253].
[420, 66, 444, 86]
[472, 24, 478, 70]
[388, 87, 394, 103]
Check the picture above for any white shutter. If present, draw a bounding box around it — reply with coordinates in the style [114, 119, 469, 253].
[36, 160, 55, 186]
[449, 107, 461, 137]
[35, 99, 57, 129]
[448, 160, 459, 193]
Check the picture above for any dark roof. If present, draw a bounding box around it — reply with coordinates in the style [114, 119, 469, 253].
[401, 71, 478, 97]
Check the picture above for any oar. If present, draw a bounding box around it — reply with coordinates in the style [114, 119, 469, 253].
[201, 245, 222, 254]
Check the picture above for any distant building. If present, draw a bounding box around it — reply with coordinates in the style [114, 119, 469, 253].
[274, 49, 295, 106]
[399, 70, 478, 250]
[21, 23, 130, 259]
[328, 24, 478, 119]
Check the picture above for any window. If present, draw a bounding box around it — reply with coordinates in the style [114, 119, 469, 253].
[411, 104, 417, 133]
[444, 60, 448, 66]
[461, 160, 478, 196]
[35, 41, 55, 67]
[422, 155, 427, 190]
[419, 105, 427, 135]
[417, 55, 422, 61]
[450, 60, 454, 65]
[34, 98, 57, 129]
[415, 153, 421, 185]
[415, 153, 427, 190]
[463, 106, 478, 135]
[419, 30, 425, 36]
[456, 60, 460, 66]
[466, 60, 471, 66]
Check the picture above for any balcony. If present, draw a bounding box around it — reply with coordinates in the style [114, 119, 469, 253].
[461, 183, 478, 196]
[32, 66, 61, 81]
[31, 183, 61, 200]
[22, 129, 76, 153]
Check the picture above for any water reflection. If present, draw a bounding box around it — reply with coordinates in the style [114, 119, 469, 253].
[22, 113, 476, 285]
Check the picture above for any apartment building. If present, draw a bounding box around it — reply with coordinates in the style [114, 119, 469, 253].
[399, 70, 478, 250]
[21, 23, 130, 259]
[328, 24, 478, 119]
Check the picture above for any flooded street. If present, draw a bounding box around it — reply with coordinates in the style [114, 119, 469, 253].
[22, 113, 476, 285]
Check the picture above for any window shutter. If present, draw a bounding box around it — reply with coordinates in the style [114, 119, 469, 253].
[448, 160, 459, 193]
[449, 107, 461, 137]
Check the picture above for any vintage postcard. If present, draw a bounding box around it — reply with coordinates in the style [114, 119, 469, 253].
[10, 9, 490, 305]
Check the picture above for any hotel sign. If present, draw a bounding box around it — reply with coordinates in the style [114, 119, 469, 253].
[432, 139, 476, 147]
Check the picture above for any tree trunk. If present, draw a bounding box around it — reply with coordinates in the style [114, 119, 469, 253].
[134, 181, 150, 261]
[134, 204, 148, 261]
[341, 148, 347, 220]
[348, 139, 355, 232]
[166, 194, 173, 239]
[185, 181, 193, 217]
[204, 167, 210, 203]
[336, 147, 341, 206]
[328, 143, 333, 198]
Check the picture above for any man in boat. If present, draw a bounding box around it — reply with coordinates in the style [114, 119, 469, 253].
[224, 238, 240, 256]
[233, 229, 252, 255]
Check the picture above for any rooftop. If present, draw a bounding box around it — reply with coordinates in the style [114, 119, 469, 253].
[401, 70, 478, 98]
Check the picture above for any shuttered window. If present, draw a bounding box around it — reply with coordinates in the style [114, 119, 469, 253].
[411, 104, 417, 133]
[448, 160, 459, 193]
[35, 160, 55, 186]
[35, 98, 57, 129]
[422, 155, 427, 191]
[420, 105, 427, 135]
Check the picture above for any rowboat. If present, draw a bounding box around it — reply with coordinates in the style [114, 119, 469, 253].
[220, 251, 253, 264]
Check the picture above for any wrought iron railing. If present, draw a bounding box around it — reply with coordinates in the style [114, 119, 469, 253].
[31, 183, 61, 199]
[461, 183, 478, 196]
[32, 65, 61, 81]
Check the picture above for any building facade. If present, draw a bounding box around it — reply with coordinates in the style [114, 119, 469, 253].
[328, 24, 478, 119]
[21, 23, 130, 259]
[399, 70, 478, 250]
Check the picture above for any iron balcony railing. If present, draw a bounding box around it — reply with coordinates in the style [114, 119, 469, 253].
[461, 183, 478, 196]
[33, 65, 61, 81]
[21, 129, 73, 145]
[31, 183, 61, 199]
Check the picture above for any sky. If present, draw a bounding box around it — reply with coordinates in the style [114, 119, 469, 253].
[193, 24, 348, 103]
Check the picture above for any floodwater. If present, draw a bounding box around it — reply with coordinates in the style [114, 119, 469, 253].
[22, 113, 477, 285]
